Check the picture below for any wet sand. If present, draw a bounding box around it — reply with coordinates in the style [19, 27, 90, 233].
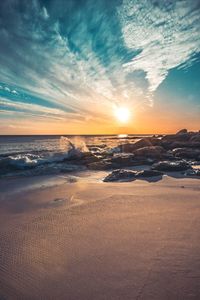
[0, 174, 200, 299]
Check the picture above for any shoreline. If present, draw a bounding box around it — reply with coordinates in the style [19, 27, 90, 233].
[0, 174, 200, 299]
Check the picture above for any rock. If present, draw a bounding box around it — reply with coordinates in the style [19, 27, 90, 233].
[87, 143, 107, 149]
[81, 154, 100, 164]
[107, 146, 121, 154]
[103, 169, 137, 182]
[161, 133, 190, 149]
[176, 129, 188, 135]
[89, 146, 104, 153]
[111, 153, 135, 166]
[133, 146, 166, 159]
[161, 130, 200, 149]
[120, 137, 161, 153]
[87, 160, 114, 170]
[189, 133, 200, 144]
[135, 170, 163, 178]
[152, 160, 191, 172]
[172, 148, 200, 159]
[184, 169, 200, 177]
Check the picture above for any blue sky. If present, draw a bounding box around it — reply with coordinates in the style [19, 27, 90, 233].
[0, 0, 200, 134]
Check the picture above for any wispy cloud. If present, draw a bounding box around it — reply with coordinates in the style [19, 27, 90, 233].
[118, 0, 200, 92]
[0, 0, 199, 133]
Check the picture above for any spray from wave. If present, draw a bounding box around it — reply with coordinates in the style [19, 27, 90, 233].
[0, 137, 89, 176]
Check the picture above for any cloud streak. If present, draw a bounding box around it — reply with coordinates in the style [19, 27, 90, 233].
[0, 0, 200, 133]
[119, 0, 200, 92]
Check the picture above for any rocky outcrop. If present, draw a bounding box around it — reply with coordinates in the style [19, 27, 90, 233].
[133, 146, 166, 159]
[185, 169, 200, 177]
[87, 160, 114, 170]
[161, 130, 200, 149]
[176, 129, 188, 135]
[151, 160, 191, 172]
[120, 137, 161, 153]
[135, 170, 163, 178]
[103, 169, 137, 182]
[111, 153, 135, 166]
[104, 169, 163, 182]
[172, 148, 200, 160]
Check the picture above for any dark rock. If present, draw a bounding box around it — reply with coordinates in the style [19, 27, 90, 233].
[172, 148, 200, 159]
[184, 169, 200, 177]
[87, 144, 107, 149]
[135, 170, 163, 178]
[80, 154, 100, 164]
[87, 160, 114, 170]
[120, 137, 161, 153]
[189, 133, 200, 144]
[111, 153, 135, 166]
[176, 129, 188, 135]
[89, 146, 103, 153]
[107, 146, 121, 154]
[168, 141, 190, 149]
[103, 169, 137, 182]
[161, 130, 200, 149]
[133, 146, 166, 159]
[152, 160, 191, 172]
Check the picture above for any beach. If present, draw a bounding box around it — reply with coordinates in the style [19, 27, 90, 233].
[0, 173, 200, 299]
[1, 0, 200, 298]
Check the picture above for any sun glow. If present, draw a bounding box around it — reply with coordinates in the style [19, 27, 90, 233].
[115, 107, 130, 123]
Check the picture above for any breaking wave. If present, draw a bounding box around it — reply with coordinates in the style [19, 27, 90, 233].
[0, 137, 89, 176]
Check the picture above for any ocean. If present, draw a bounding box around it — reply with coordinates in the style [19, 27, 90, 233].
[0, 134, 151, 177]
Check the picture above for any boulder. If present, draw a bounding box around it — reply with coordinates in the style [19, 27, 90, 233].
[185, 169, 200, 177]
[80, 153, 100, 164]
[87, 143, 107, 149]
[161, 130, 200, 149]
[103, 169, 137, 182]
[133, 146, 166, 159]
[135, 170, 163, 178]
[176, 129, 188, 135]
[152, 160, 191, 172]
[189, 133, 200, 144]
[172, 148, 200, 159]
[120, 137, 161, 153]
[87, 160, 114, 170]
[111, 153, 135, 166]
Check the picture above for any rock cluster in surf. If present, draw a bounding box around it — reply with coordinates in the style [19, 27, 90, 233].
[1, 129, 200, 179]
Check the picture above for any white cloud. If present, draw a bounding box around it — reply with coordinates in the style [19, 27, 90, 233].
[42, 7, 49, 20]
[0, 97, 67, 119]
[118, 0, 200, 92]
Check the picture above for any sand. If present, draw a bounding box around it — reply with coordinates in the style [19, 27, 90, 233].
[0, 173, 200, 299]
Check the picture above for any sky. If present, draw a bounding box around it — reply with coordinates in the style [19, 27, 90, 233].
[0, 0, 200, 134]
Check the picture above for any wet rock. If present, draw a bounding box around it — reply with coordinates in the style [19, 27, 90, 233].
[70, 152, 100, 165]
[135, 170, 163, 178]
[111, 153, 135, 166]
[172, 148, 200, 159]
[103, 169, 137, 182]
[176, 129, 188, 135]
[189, 133, 200, 144]
[161, 130, 200, 149]
[89, 146, 104, 153]
[108, 146, 121, 154]
[152, 160, 191, 172]
[87, 143, 107, 149]
[87, 160, 114, 170]
[120, 137, 161, 153]
[184, 169, 200, 177]
[133, 146, 166, 159]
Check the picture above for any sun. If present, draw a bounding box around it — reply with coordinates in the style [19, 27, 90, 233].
[115, 107, 130, 123]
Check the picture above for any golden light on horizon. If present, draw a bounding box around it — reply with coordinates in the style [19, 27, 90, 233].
[115, 107, 130, 123]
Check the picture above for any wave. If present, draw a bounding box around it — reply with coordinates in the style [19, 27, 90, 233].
[0, 137, 89, 176]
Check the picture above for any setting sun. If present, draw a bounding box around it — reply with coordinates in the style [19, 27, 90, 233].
[115, 107, 130, 123]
